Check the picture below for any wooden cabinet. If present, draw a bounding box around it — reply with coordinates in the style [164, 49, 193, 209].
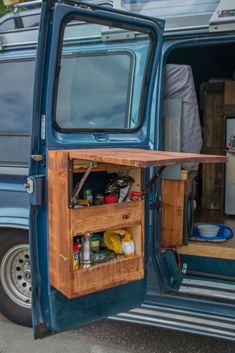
[161, 179, 193, 247]
[47, 148, 226, 299]
[201, 81, 235, 211]
[48, 150, 144, 299]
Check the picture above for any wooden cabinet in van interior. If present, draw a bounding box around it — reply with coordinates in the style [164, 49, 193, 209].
[202, 80, 235, 211]
[47, 148, 226, 299]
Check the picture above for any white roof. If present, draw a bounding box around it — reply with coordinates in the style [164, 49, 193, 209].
[119, 0, 221, 31]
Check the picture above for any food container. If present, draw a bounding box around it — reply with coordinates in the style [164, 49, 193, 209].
[197, 224, 220, 238]
[91, 234, 101, 251]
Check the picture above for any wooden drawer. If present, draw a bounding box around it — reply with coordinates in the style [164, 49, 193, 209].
[72, 255, 144, 298]
[71, 200, 143, 235]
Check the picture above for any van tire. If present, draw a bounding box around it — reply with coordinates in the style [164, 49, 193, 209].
[0, 229, 32, 327]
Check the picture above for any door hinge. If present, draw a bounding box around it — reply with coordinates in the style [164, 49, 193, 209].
[31, 155, 45, 162]
[150, 196, 162, 210]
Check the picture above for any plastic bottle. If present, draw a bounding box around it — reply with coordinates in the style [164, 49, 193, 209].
[121, 232, 135, 257]
[83, 189, 93, 205]
[73, 242, 79, 271]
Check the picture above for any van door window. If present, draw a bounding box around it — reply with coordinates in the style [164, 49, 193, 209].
[54, 20, 150, 132]
[56, 52, 133, 130]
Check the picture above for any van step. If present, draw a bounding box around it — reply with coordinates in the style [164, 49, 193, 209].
[111, 303, 235, 340]
[179, 278, 235, 301]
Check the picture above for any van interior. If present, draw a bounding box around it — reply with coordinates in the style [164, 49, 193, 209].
[161, 42, 235, 301]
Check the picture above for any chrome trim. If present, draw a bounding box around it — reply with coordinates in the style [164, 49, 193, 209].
[182, 278, 235, 291]
[0, 224, 28, 230]
[165, 25, 209, 33]
[0, 41, 37, 48]
[179, 286, 235, 300]
[111, 304, 235, 340]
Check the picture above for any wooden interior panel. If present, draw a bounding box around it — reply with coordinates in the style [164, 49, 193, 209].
[203, 82, 224, 150]
[128, 223, 144, 257]
[224, 81, 235, 106]
[161, 180, 185, 246]
[73, 161, 132, 173]
[48, 150, 73, 298]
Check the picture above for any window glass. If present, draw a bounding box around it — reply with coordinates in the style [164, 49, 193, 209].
[55, 20, 150, 131]
[0, 60, 35, 132]
[56, 53, 133, 129]
[22, 14, 40, 28]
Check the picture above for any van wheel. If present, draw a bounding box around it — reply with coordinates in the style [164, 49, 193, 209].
[0, 229, 32, 327]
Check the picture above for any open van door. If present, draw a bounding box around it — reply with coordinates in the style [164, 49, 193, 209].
[28, 0, 226, 338]
[28, 0, 166, 338]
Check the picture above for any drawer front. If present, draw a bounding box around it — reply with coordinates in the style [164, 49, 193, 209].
[71, 200, 143, 235]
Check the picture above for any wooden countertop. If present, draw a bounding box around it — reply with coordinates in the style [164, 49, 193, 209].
[67, 148, 227, 168]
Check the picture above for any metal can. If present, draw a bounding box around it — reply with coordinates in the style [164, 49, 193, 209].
[73, 237, 82, 270]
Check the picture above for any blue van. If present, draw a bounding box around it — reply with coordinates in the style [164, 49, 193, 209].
[0, 0, 235, 340]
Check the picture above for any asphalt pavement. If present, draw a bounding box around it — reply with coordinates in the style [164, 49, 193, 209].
[0, 313, 235, 353]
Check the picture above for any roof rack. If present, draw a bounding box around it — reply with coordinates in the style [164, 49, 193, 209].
[12, 0, 114, 10]
[0, 0, 114, 48]
[13, 0, 42, 10]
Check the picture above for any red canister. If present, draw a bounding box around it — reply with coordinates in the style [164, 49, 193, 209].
[104, 194, 118, 204]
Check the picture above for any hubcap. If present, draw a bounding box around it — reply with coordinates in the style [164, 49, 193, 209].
[1, 244, 31, 308]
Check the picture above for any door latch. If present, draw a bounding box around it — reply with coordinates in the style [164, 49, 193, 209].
[24, 175, 45, 205]
[24, 177, 34, 194]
